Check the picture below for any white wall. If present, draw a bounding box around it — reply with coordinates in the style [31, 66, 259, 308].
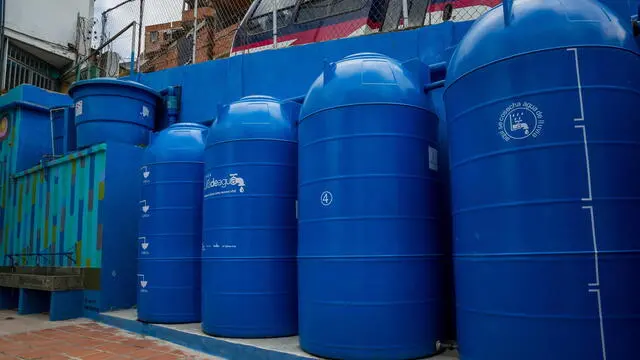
[4, 0, 94, 63]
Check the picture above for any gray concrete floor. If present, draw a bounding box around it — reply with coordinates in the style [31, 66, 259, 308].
[107, 309, 460, 360]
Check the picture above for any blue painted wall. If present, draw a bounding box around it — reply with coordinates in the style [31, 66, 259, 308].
[131, 0, 639, 124]
[134, 22, 472, 125]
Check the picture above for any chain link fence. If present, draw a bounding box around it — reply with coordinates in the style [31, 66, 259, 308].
[92, 0, 499, 76]
[97, 1, 140, 78]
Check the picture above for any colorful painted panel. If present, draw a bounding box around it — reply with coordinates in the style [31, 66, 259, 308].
[0, 110, 17, 255]
[0, 144, 107, 268]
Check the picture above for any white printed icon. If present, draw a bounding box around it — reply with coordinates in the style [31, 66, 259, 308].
[139, 236, 149, 250]
[509, 111, 530, 135]
[497, 102, 544, 142]
[141, 106, 150, 118]
[137, 274, 147, 288]
[321, 191, 333, 206]
[204, 173, 248, 195]
[140, 200, 150, 213]
[230, 174, 246, 193]
[142, 166, 150, 179]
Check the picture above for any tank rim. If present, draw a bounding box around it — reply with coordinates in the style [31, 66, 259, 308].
[236, 95, 280, 103]
[170, 122, 209, 130]
[341, 52, 390, 61]
[68, 78, 161, 99]
[299, 102, 434, 124]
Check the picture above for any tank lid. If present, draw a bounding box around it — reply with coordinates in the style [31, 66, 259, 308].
[145, 121, 207, 163]
[208, 95, 298, 145]
[68, 78, 161, 98]
[236, 95, 279, 102]
[300, 53, 430, 121]
[446, 0, 640, 87]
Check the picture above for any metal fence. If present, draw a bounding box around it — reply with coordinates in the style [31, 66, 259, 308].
[93, 0, 498, 76]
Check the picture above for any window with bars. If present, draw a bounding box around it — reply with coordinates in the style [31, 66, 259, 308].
[4, 42, 57, 91]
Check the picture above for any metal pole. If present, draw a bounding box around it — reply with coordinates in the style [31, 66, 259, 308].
[100, 13, 107, 50]
[272, 0, 277, 49]
[101, 0, 136, 50]
[62, 21, 136, 79]
[136, 0, 144, 73]
[192, 0, 198, 63]
[130, 22, 136, 75]
[401, 0, 409, 29]
[49, 109, 57, 156]
[0, 0, 6, 90]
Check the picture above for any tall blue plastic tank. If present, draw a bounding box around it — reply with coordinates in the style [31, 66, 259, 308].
[298, 53, 443, 360]
[68, 78, 160, 148]
[137, 123, 207, 324]
[444, 1, 640, 359]
[202, 95, 298, 337]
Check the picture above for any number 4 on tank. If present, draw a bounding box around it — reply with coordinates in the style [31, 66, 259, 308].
[321, 191, 333, 206]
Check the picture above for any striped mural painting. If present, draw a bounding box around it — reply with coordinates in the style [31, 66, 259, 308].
[0, 110, 17, 261]
[0, 144, 107, 268]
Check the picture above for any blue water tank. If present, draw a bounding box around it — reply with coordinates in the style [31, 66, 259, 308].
[137, 123, 207, 324]
[298, 53, 443, 360]
[202, 95, 298, 337]
[0, 85, 72, 172]
[68, 78, 160, 148]
[445, 1, 640, 359]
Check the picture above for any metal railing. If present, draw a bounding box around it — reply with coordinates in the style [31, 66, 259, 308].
[5, 252, 76, 267]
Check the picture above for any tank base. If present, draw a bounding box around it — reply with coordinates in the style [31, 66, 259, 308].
[201, 327, 298, 340]
[96, 309, 459, 360]
[137, 317, 201, 325]
[300, 341, 440, 360]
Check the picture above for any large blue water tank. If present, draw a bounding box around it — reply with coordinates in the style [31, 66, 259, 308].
[137, 123, 207, 324]
[202, 95, 298, 337]
[68, 78, 160, 148]
[298, 53, 443, 360]
[445, 1, 640, 359]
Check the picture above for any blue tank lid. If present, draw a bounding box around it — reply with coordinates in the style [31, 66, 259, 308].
[446, 0, 640, 86]
[207, 95, 298, 146]
[300, 52, 430, 121]
[68, 77, 161, 99]
[144, 123, 208, 163]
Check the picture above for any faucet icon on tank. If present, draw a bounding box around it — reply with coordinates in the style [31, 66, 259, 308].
[509, 111, 530, 135]
[230, 174, 245, 187]
[230, 173, 246, 192]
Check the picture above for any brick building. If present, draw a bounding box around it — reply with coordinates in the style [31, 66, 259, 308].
[142, 0, 250, 72]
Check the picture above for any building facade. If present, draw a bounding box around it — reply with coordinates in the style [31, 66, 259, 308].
[0, 0, 95, 92]
[142, 0, 250, 72]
